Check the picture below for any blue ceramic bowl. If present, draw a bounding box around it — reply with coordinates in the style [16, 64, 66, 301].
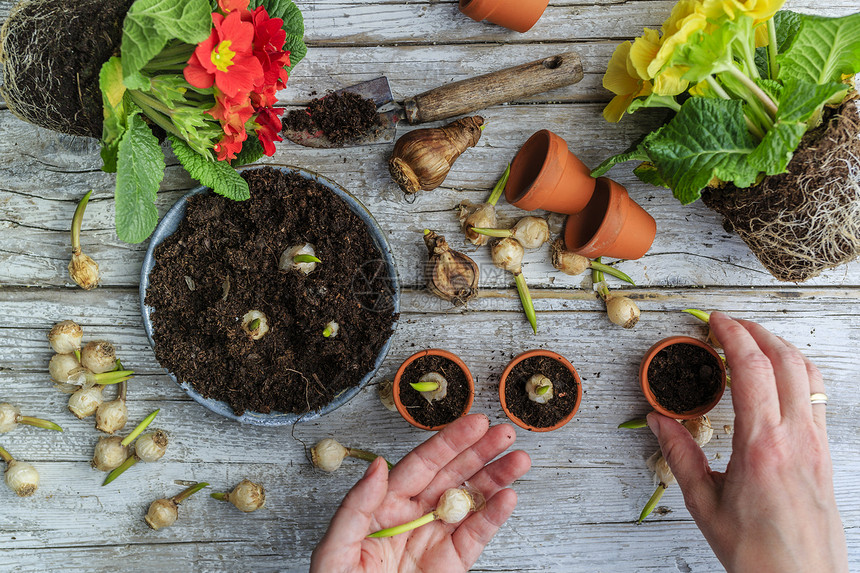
[140, 166, 400, 426]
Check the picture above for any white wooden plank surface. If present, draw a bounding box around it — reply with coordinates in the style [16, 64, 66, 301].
[1, 0, 859, 571]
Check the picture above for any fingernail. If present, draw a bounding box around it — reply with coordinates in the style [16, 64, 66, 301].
[646, 413, 661, 439]
[364, 456, 382, 478]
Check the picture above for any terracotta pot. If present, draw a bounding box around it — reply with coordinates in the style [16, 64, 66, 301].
[563, 177, 656, 259]
[499, 349, 582, 432]
[505, 130, 597, 215]
[639, 336, 727, 420]
[393, 349, 475, 431]
[458, 0, 548, 33]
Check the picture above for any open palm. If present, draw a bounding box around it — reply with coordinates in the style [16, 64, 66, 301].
[310, 414, 531, 572]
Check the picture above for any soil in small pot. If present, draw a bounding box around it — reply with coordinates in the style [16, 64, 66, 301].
[504, 356, 578, 429]
[647, 344, 721, 414]
[283, 91, 382, 145]
[702, 97, 860, 282]
[398, 355, 470, 428]
[145, 167, 397, 416]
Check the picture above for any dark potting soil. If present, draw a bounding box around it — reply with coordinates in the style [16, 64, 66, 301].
[504, 356, 579, 429]
[647, 343, 722, 414]
[398, 355, 470, 428]
[145, 167, 397, 416]
[282, 91, 382, 145]
[1, 0, 135, 138]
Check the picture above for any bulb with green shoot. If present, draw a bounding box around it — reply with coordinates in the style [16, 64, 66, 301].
[491, 238, 537, 334]
[81, 340, 117, 374]
[322, 321, 339, 338]
[311, 438, 392, 473]
[280, 243, 320, 275]
[596, 281, 640, 329]
[525, 374, 554, 404]
[145, 483, 209, 530]
[49, 353, 81, 385]
[211, 479, 266, 513]
[95, 378, 128, 434]
[410, 372, 448, 403]
[48, 320, 83, 355]
[0, 403, 62, 433]
[369, 485, 485, 538]
[551, 239, 635, 284]
[639, 416, 713, 523]
[68, 190, 100, 290]
[472, 216, 550, 250]
[683, 309, 722, 349]
[458, 164, 510, 246]
[93, 409, 159, 473]
[242, 311, 270, 340]
[0, 446, 39, 497]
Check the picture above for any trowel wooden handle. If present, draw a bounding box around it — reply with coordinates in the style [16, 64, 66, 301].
[403, 51, 583, 124]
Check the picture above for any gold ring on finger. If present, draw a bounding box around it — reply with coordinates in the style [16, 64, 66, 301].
[810, 392, 828, 405]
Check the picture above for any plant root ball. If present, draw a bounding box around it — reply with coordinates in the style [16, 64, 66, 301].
[702, 96, 860, 282]
[0, 0, 135, 138]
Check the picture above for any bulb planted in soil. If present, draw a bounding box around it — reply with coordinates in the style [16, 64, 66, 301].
[280, 243, 319, 275]
[423, 230, 479, 306]
[0, 446, 39, 497]
[368, 485, 485, 537]
[210, 479, 266, 512]
[242, 311, 270, 340]
[525, 375, 553, 404]
[145, 482, 209, 530]
[411, 372, 448, 403]
[311, 438, 392, 473]
[0, 403, 62, 433]
[322, 321, 339, 338]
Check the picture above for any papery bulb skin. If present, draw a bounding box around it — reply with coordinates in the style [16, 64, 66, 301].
[435, 488, 475, 524]
[0, 403, 20, 433]
[135, 430, 168, 463]
[682, 416, 714, 447]
[512, 217, 550, 250]
[525, 374, 554, 404]
[68, 385, 104, 419]
[417, 372, 448, 404]
[423, 230, 479, 306]
[5, 460, 39, 497]
[145, 498, 178, 530]
[279, 243, 318, 275]
[81, 340, 116, 374]
[491, 238, 524, 274]
[606, 296, 640, 329]
[226, 479, 266, 512]
[389, 116, 484, 194]
[95, 399, 128, 434]
[92, 436, 129, 472]
[459, 202, 497, 246]
[647, 452, 676, 487]
[378, 379, 397, 412]
[49, 353, 81, 383]
[311, 438, 348, 472]
[551, 238, 589, 276]
[48, 321, 83, 354]
[69, 251, 100, 290]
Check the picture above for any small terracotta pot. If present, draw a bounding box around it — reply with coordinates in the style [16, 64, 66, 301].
[393, 349, 475, 431]
[499, 349, 582, 432]
[458, 0, 549, 33]
[639, 336, 727, 420]
[563, 177, 656, 259]
[505, 130, 597, 215]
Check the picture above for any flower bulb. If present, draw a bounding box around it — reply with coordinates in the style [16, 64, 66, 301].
[48, 321, 83, 354]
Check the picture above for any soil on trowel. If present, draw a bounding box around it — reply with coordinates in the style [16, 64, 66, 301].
[145, 167, 397, 416]
[504, 355, 579, 429]
[283, 91, 382, 145]
[647, 343, 722, 414]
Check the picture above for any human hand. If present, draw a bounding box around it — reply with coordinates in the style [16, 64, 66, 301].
[310, 414, 531, 573]
[646, 312, 848, 573]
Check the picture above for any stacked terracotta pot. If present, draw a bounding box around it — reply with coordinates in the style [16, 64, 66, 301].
[505, 130, 657, 260]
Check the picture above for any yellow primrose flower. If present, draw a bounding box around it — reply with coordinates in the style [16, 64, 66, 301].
[603, 41, 653, 123]
[653, 66, 689, 96]
[703, 0, 784, 22]
[630, 28, 661, 80]
[647, 0, 708, 78]
[688, 80, 712, 97]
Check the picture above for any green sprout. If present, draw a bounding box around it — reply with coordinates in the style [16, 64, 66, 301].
[293, 254, 321, 264]
[410, 382, 440, 393]
[638, 484, 668, 524]
[618, 418, 648, 429]
[515, 272, 537, 335]
[485, 164, 511, 206]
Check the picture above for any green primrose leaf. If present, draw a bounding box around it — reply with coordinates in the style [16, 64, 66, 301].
[168, 136, 251, 201]
[115, 113, 166, 243]
[633, 162, 670, 188]
[590, 141, 649, 178]
[777, 13, 860, 85]
[776, 79, 848, 124]
[674, 20, 744, 84]
[746, 121, 807, 175]
[232, 137, 266, 167]
[641, 98, 758, 204]
[755, 10, 804, 77]
[121, 0, 212, 79]
[99, 57, 129, 173]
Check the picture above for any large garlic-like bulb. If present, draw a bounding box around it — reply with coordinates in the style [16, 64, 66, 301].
[458, 202, 497, 246]
[92, 436, 129, 472]
[435, 488, 476, 524]
[417, 372, 448, 404]
[135, 430, 168, 463]
[5, 460, 39, 497]
[0, 403, 20, 433]
[424, 230, 479, 306]
[311, 438, 349, 472]
[81, 340, 116, 374]
[48, 321, 83, 354]
[68, 385, 104, 419]
[389, 116, 484, 194]
[241, 310, 270, 340]
[279, 243, 318, 275]
[225, 479, 266, 512]
[525, 374, 554, 404]
[49, 353, 81, 383]
[95, 399, 128, 434]
[491, 238, 524, 274]
[145, 499, 178, 530]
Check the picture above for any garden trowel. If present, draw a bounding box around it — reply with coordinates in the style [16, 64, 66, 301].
[282, 50, 583, 148]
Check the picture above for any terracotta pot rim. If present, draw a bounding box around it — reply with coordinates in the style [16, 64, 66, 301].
[393, 348, 475, 431]
[564, 177, 629, 255]
[458, 0, 493, 21]
[506, 130, 564, 208]
[499, 349, 582, 432]
[639, 336, 727, 420]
